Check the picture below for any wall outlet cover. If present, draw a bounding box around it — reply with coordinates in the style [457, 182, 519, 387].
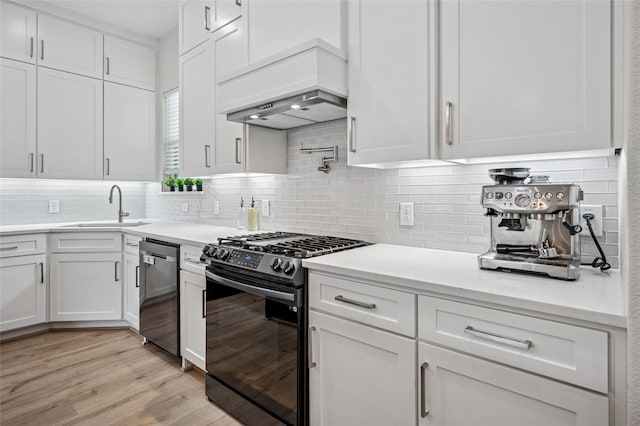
[181, 202, 189, 213]
[48, 200, 60, 214]
[580, 204, 603, 237]
[262, 200, 270, 217]
[213, 200, 220, 215]
[400, 202, 414, 227]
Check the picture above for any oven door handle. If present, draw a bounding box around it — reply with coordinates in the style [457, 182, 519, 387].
[206, 271, 295, 302]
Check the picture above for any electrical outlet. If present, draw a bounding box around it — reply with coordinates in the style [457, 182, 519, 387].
[213, 200, 220, 215]
[262, 200, 270, 217]
[580, 204, 603, 237]
[399, 202, 414, 227]
[48, 200, 59, 214]
[181, 202, 189, 213]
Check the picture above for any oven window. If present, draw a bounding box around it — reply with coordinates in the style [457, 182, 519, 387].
[206, 283, 299, 425]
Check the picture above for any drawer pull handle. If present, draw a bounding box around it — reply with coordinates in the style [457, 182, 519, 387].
[464, 326, 532, 350]
[135, 265, 139, 288]
[184, 257, 204, 265]
[126, 242, 139, 247]
[334, 295, 376, 310]
[202, 289, 207, 318]
[420, 362, 429, 417]
[39, 262, 44, 284]
[114, 261, 120, 282]
[308, 326, 317, 368]
[0, 246, 18, 251]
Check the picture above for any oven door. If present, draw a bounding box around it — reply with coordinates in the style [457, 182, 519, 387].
[205, 269, 305, 426]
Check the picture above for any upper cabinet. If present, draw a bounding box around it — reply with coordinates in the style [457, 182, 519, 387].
[104, 35, 156, 91]
[179, 0, 213, 55]
[439, 0, 612, 160]
[347, 0, 434, 167]
[0, 2, 37, 64]
[38, 14, 103, 79]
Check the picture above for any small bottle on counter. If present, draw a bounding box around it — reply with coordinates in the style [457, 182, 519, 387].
[237, 197, 247, 230]
[248, 197, 258, 231]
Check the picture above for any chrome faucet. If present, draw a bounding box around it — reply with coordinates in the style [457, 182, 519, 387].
[108, 185, 129, 223]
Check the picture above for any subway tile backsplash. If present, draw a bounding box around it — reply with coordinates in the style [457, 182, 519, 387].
[0, 119, 620, 268]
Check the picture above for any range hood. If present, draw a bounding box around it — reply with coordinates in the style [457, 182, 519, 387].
[217, 39, 348, 130]
[227, 90, 347, 130]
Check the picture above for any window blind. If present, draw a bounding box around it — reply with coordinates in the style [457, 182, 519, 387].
[164, 89, 180, 172]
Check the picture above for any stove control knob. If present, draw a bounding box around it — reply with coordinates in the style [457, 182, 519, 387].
[282, 260, 295, 275]
[206, 246, 218, 257]
[216, 248, 229, 260]
[270, 258, 283, 271]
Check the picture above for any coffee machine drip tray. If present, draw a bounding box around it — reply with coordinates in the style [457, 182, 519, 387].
[478, 252, 580, 280]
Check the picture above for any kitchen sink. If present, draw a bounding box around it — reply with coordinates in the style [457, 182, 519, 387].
[63, 222, 148, 228]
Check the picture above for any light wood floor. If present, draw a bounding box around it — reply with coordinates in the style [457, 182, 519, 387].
[0, 329, 243, 426]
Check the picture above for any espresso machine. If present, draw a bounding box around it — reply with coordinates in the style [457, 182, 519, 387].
[478, 168, 583, 280]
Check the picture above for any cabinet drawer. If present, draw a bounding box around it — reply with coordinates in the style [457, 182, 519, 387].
[418, 295, 608, 393]
[309, 272, 416, 337]
[0, 234, 46, 258]
[180, 244, 206, 275]
[50, 232, 122, 253]
[123, 234, 142, 255]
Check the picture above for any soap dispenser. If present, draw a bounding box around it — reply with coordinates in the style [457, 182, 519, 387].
[248, 197, 258, 231]
[237, 197, 247, 230]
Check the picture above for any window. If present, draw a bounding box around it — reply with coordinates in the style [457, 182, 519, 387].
[164, 89, 180, 173]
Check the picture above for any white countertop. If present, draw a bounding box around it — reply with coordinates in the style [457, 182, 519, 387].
[303, 244, 626, 328]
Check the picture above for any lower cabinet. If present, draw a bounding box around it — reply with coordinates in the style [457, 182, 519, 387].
[308, 310, 416, 426]
[49, 253, 122, 321]
[0, 254, 46, 332]
[180, 269, 206, 371]
[418, 342, 609, 426]
[123, 252, 140, 329]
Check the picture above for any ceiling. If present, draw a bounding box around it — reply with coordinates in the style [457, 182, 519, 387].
[45, 0, 179, 39]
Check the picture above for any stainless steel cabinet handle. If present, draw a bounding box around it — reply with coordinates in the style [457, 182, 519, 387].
[0, 246, 18, 251]
[30, 37, 34, 58]
[334, 294, 376, 310]
[202, 289, 206, 318]
[39, 154, 44, 173]
[30, 153, 34, 173]
[308, 326, 317, 368]
[235, 0, 241, 6]
[420, 362, 429, 417]
[445, 101, 453, 145]
[135, 265, 139, 288]
[204, 6, 211, 30]
[205, 145, 211, 167]
[114, 261, 119, 282]
[40, 40, 44, 60]
[105, 57, 110, 75]
[235, 138, 241, 164]
[184, 257, 204, 265]
[348, 116, 356, 153]
[39, 262, 44, 284]
[126, 242, 139, 247]
[105, 158, 110, 175]
[464, 326, 532, 350]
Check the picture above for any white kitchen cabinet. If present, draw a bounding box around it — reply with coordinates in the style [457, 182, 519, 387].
[214, 124, 287, 174]
[104, 82, 156, 181]
[0, 254, 47, 332]
[347, 0, 434, 167]
[308, 310, 416, 426]
[0, 58, 36, 178]
[123, 252, 140, 329]
[0, 1, 37, 64]
[418, 342, 608, 426]
[37, 67, 103, 180]
[38, 14, 103, 79]
[439, 0, 611, 159]
[179, 39, 215, 176]
[49, 252, 122, 321]
[179, 0, 213, 55]
[180, 270, 206, 371]
[104, 35, 156, 91]
[211, 0, 242, 32]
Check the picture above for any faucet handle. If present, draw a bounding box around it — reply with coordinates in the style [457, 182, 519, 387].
[121, 211, 130, 218]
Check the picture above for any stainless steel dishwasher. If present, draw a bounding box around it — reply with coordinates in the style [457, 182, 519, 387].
[139, 238, 180, 357]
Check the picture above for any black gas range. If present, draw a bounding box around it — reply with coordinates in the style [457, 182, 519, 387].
[201, 232, 369, 426]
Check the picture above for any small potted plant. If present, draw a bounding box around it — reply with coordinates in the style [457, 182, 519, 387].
[195, 178, 203, 191]
[175, 177, 185, 192]
[184, 177, 194, 191]
[164, 176, 176, 192]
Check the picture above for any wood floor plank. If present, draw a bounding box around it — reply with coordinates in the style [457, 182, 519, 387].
[0, 329, 242, 426]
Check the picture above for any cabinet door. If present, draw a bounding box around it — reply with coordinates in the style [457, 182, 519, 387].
[179, 39, 215, 176]
[347, 0, 433, 166]
[211, 0, 242, 32]
[180, 270, 206, 371]
[439, 0, 611, 159]
[308, 311, 416, 426]
[104, 82, 156, 181]
[49, 253, 123, 321]
[124, 252, 140, 329]
[37, 67, 103, 180]
[38, 14, 103, 79]
[0, 58, 36, 178]
[0, 2, 37, 64]
[0, 254, 46, 332]
[179, 0, 214, 55]
[418, 342, 608, 426]
[104, 35, 156, 91]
